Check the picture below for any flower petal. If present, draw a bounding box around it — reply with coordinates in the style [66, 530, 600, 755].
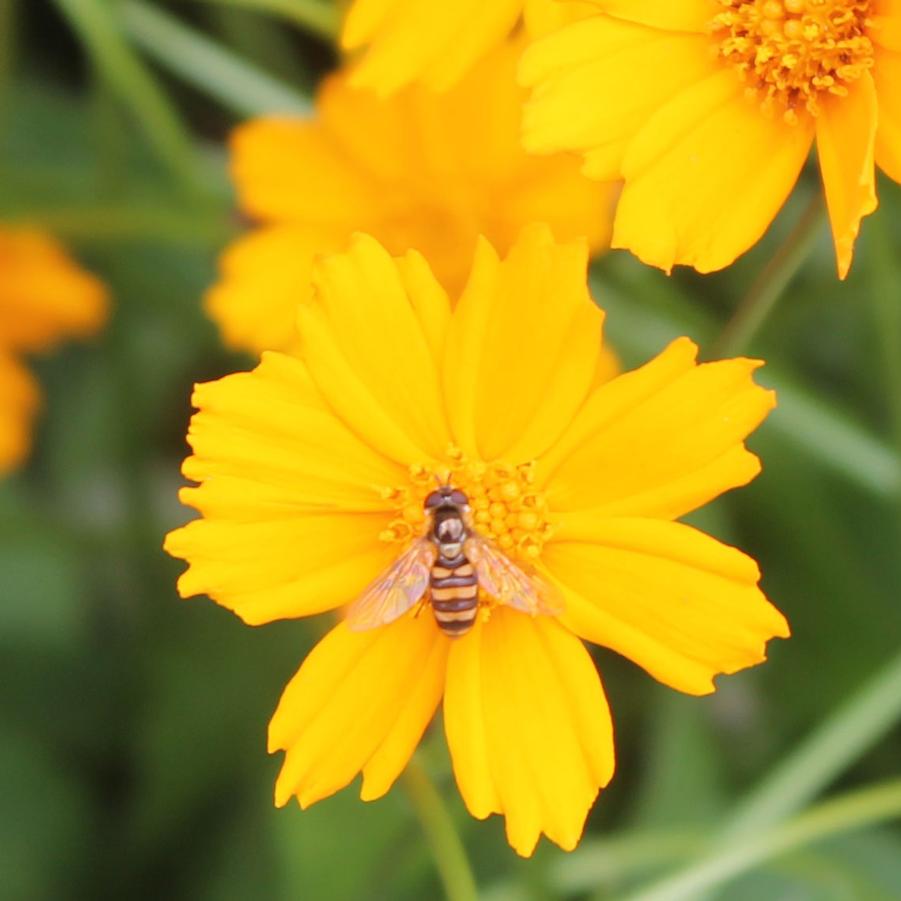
[164, 352, 406, 623]
[521, 17, 716, 178]
[497, 157, 617, 255]
[316, 71, 413, 182]
[444, 224, 603, 463]
[817, 72, 879, 279]
[225, 49, 615, 318]
[205, 226, 342, 355]
[0, 353, 40, 473]
[165, 514, 395, 625]
[231, 115, 385, 225]
[540, 338, 775, 519]
[0, 228, 108, 353]
[523, 0, 600, 37]
[874, 47, 901, 184]
[871, 2, 901, 53]
[270, 615, 448, 808]
[181, 352, 406, 504]
[613, 70, 814, 273]
[300, 235, 452, 464]
[586, 1, 712, 32]
[444, 608, 615, 856]
[342, 0, 522, 95]
[543, 516, 790, 696]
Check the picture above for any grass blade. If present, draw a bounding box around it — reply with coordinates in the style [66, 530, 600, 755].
[624, 779, 901, 901]
[123, 0, 312, 117]
[51, 0, 200, 188]
[721, 650, 901, 841]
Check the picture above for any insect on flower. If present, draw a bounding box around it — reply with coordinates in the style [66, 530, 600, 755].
[165, 225, 789, 856]
[347, 482, 562, 637]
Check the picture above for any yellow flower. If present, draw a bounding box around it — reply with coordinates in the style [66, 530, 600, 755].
[207, 40, 616, 356]
[521, 0, 901, 278]
[166, 225, 788, 856]
[0, 353, 39, 473]
[0, 227, 107, 473]
[341, 0, 521, 95]
[0, 228, 107, 352]
[340, 0, 594, 95]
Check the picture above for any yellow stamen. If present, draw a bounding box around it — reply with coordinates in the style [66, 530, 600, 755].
[378, 446, 553, 561]
[710, 0, 874, 122]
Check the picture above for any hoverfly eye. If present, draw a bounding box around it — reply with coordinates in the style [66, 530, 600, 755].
[450, 489, 469, 506]
[424, 491, 443, 510]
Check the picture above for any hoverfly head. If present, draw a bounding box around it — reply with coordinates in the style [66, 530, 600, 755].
[423, 484, 470, 512]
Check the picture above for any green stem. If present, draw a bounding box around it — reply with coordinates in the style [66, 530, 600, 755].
[712, 192, 826, 358]
[183, 0, 341, 41]
[720, 648, 901, 841]
[624, 778, 901, 901]
[402, 756, 478, 901]
[123, 0, 312, 117]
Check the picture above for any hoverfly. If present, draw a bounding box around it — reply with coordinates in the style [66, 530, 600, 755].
[346, 484, 562, 638]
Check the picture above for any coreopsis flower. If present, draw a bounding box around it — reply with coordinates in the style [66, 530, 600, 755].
[207, 41, 615, 356]
[521, 0, 901, 278]
[341, 0, 595, 95]
[0, 227, 107, 472]
[166, 225, 788, 856]
[0, 354, 39, 473]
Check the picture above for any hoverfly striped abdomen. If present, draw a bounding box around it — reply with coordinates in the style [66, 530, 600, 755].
[345, 481, 562, 637]
[430, 553, 479, 637]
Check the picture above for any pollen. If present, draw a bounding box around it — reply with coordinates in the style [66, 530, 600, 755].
[376, 447, 553, 560]
[710, 0, 874, 122]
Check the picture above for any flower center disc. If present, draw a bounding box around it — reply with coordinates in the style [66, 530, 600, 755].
[379, 450, 552, 560]
[710, 0, 874, 122]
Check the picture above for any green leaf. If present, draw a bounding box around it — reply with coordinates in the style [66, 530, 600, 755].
[122, 1, 313, 117]
[50, 0, 201, 188]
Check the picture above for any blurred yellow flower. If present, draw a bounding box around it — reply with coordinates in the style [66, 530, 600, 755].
[0, 227, 107, 473]
[0, 353, 39, 474]
[521, 0, 901, 278]
[340, 0, 595, 95]
[207, 41, 616, 357]
[166, 225, 788, 856]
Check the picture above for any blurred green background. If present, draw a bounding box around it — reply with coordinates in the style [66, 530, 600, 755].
[2, 2, 901, 899]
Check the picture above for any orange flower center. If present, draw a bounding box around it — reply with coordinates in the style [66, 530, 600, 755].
[710, 0, 874, 123]
[377, 447, 552, 560]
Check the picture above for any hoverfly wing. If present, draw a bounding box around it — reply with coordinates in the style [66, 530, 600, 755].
[465, 535, 563, 617]
[345, 538, 436, 631]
